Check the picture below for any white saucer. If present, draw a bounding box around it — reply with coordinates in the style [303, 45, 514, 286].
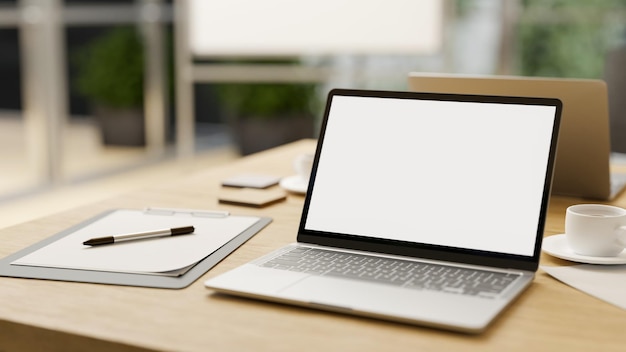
[542, 234, 626, 265]
[279, 175, 309, 194]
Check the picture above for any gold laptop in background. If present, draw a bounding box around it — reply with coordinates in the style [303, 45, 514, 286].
[408, 73, 626, 200]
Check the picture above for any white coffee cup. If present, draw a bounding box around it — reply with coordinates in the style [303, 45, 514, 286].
[293, 153, 314, 182]
[565, 204, 626, 257]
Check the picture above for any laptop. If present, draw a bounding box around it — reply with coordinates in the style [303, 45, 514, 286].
[205, 89, 562, 333]
[408, 72, 626, 200]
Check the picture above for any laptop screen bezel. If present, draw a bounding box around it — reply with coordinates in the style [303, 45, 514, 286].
[297, 89, 562, 272]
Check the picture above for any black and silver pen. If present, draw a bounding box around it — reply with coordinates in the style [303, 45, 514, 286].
[83, 226, 195, 246]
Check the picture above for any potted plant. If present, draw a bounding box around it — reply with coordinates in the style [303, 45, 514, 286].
[74, 27, 145, 146]
[217, 81, 319, 155]
[215, 58, 320, 155]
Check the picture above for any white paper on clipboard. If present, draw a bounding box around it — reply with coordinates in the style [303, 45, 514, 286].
[11, 208, 260, 277]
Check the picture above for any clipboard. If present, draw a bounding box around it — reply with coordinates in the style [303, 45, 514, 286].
[0, 208, 271, 289]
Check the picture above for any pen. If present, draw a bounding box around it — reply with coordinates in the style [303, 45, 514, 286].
[83, 226, 195, 246]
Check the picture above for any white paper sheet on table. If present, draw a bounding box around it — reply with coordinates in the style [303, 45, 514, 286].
[11, 209, 260, 276]
[541, 264, 626, 310]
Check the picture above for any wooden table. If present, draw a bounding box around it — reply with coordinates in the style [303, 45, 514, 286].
[1, 139, 625, 351]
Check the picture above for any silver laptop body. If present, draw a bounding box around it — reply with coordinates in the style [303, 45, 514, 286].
[205, 89, 562, 334]
[408, 72, 626, 200]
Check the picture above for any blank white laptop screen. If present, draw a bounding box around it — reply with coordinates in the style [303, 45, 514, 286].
[304, 95, 557, 257]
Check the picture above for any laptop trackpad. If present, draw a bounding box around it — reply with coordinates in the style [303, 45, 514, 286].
[280, 275, 439, 313]
[281, 276, 366, 308]
[278, 275, 499, 322]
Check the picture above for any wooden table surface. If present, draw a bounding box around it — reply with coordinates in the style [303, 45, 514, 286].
[1, 139, 625, 351]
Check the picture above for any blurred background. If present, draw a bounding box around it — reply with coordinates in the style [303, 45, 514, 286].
[1, 0, 625, 224]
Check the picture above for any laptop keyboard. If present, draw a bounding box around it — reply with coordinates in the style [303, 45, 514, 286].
[260, 247, 519, 298]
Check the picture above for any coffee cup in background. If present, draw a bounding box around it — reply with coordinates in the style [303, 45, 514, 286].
[565, 204, 626, 257]
[293, 153, 314, 182]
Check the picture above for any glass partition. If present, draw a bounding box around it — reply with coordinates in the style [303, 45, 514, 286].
[1, 0, 626, 202]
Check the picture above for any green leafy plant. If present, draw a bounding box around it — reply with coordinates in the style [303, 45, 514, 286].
[74, 27, 144, 108]
[214, 64, 320, 154]
[217, 82, 318, 119]
[214, 59, 319, 120]
[517, 0, 626, 78]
